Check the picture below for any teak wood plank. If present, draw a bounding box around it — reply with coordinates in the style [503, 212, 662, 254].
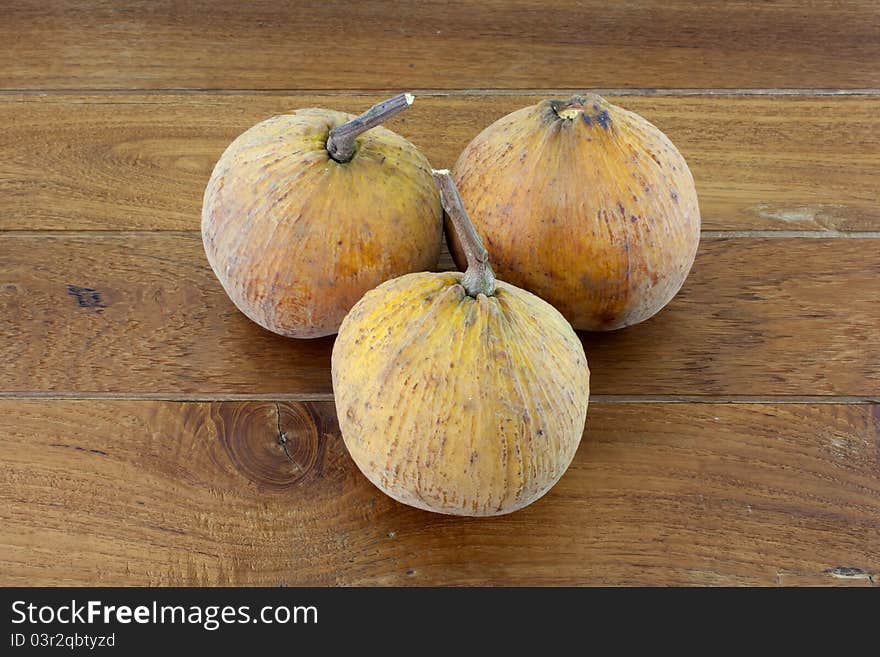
[2, 94, 879, 232]
[0, 400, 877, 586]
[1, 1, 878, 90]
[1, 234, 878, 398]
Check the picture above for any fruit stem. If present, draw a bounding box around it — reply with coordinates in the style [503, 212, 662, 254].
[326, 92, 414, 163]
[432, 169, 496, 297]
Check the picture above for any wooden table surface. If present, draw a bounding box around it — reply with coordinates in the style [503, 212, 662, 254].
[1, 1, 878, 586]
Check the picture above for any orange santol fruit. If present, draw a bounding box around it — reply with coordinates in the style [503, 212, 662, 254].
[202, 93, 442, 338]
[332, 171, 589, 516]
[451, 93, 700, 331]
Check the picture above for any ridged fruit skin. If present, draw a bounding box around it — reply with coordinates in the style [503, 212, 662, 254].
[332, 271, 590, 516]
[202, 108, 442, 338]
[451, 93, 700, 331]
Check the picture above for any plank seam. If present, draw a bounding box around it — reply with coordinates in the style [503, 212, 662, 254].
[0, 393, 876, 404]
[1, 88, 879, 98]
[3, 230, 880, 239]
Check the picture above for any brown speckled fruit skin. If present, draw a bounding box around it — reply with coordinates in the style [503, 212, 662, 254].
[202, 108, 442, 338]
[451, 93, 701, 331]
[332, 271, 590, 516]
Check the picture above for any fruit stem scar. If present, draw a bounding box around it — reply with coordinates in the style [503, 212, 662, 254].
[326, 92, 414, 163]
[549, 94, 611, 127]
[432, 169, 496, 298]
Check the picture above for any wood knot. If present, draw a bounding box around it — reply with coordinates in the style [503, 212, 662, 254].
[218, 401, 322, 491]
[67, 285, 106, 311]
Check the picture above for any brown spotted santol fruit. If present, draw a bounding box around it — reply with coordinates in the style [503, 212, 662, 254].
[202, 93, 442, 338]
[451, 93, 700, 331]
[332, 170, 589, 516]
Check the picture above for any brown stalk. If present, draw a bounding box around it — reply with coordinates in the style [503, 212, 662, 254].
[432, 169, 496, 297]
[326, 92, 414, 162]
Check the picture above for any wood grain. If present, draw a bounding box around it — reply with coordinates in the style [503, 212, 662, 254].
[1, 0, 878, 589]
[2, 94, 879, 231]
[1, 233, 878, 397]
[1, 400, 876, 586]
[1, 1, 878, 90]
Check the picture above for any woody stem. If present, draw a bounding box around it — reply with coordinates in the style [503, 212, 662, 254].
[326, 92, 414, 163]
[432, 169, 496, 297]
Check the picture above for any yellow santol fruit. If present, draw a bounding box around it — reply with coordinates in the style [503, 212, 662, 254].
[202, 93, 442, 338]
[451, 93, 701, 331]
[332, 170, 590, 516]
